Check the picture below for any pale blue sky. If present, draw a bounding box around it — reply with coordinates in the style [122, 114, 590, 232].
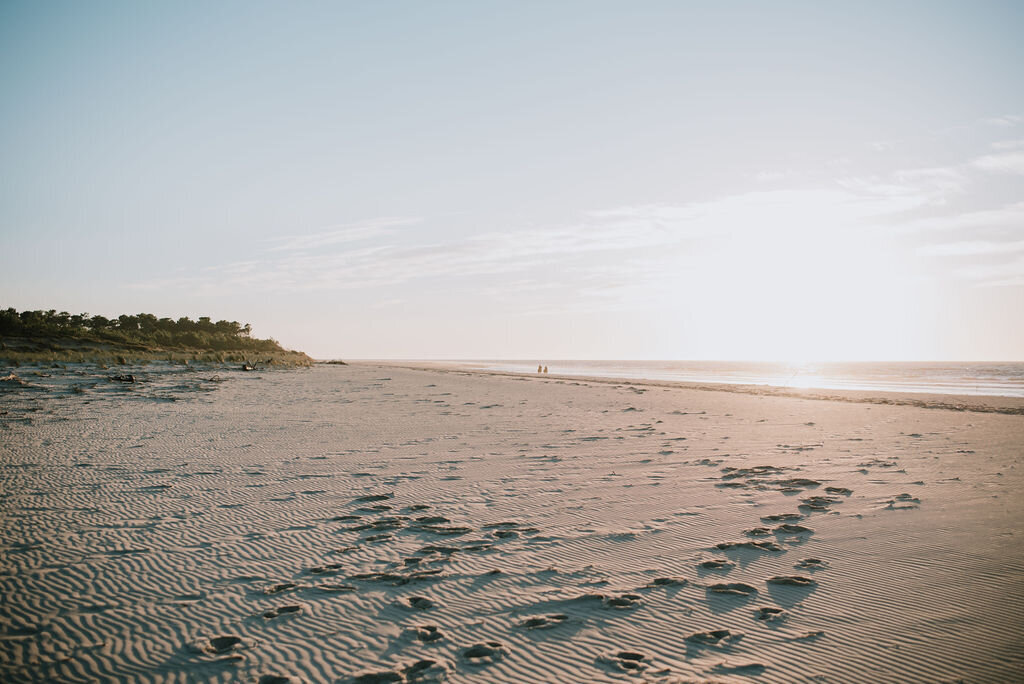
[2, 1, 1022, 360]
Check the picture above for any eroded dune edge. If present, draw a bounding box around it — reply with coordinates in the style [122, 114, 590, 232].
[2, 362, 1022, 683]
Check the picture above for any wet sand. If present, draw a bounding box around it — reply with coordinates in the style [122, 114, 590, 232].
[2, 362, 1022, 682]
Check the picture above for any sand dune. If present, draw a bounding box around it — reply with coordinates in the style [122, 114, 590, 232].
[2, 362, 1022, 682]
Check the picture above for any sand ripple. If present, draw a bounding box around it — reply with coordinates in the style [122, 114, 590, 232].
[2, 362, 1022, 682]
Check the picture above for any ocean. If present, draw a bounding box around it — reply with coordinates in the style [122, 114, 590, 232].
[453, 360, 1024, 398]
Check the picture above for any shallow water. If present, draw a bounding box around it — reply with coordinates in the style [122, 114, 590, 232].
[454, 360, 1024, 397]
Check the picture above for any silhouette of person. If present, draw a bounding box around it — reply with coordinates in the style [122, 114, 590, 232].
[543, 366, 548, 373]
[538, 364, 542, 373]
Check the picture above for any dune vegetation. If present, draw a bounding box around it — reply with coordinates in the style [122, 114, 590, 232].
[0, 308, 312, 366]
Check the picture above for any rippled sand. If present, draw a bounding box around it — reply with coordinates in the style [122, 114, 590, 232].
[2, 363, 1022, 682]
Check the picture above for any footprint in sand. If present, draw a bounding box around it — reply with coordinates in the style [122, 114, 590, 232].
[200, 635, 246, 656]
[406, 624, 445, 642]
[707, 583, 758, 596]
[775, 478, 821, 489]
[518, 614, 569, 629]
[711, 661, 766, 675]
[795, 558, 829, 570]
[857, 458, 898, 472]
[354, 492, 394, 503]
[351, 671, 403, 683]
[761, 513, 802, 522]
[351, 571, 411, 585]
[416, 516, 451, 524]
[698, 559, 735, 571]
[403, 658, 448, 682]
[774, 524, 813, 535]
[715, 540, 783, 552]
[799, 496, 838, 512]
[263, 582, 298, 595]
[722, 465, 786, 480]
[885, 493, 920, 509]
[461, 641, 508, 665]
[604, 593, 643, 609]
[263, 604, 302, 619]
[754, 606, 787, 622]
[647, 576, 688, 587]
[597, 650, 649, 673]
[766, 575, 816, 587]
[686, 629, 742, 646]
[418, 544, 461, 556]
[403, 596, 437, 611]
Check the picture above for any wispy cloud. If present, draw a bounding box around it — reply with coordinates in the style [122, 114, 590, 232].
[129, 183, 963, 295]
[982, 114, 1024, 128]
[908, 198, 1024, 287]
[952, 255, 1024, 288]
[970, 150, 1024, 175]
[891, 166, 969, 194]
[263, 217, 421, 252]
[991, 139, 1024, 151]
[134, 214, 678, 296]
[918, 239, 1024, 257]
[900, 202, 1024, 234]
[135, 125, 1024, 298]
[754, 170, 790, 183]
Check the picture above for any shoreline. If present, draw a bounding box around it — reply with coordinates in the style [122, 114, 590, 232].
[364, 360, 1024, 415]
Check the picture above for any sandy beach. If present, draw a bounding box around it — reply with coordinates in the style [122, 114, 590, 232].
[2, 362, 1022, 683]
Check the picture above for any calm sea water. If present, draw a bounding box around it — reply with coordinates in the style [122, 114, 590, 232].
[453, 360, 1024, 398]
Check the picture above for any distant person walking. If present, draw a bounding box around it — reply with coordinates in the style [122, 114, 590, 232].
[538, 364, 543, 373]
[543, 366, 548, 373]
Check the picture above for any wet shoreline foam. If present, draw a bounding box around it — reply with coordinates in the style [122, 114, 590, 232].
[2, 362, 1022, 682]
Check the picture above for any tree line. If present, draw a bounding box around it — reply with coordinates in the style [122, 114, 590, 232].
[0, 308, 284, 352]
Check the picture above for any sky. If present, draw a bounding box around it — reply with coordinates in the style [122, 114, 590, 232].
[1, 1, 1023, 361]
